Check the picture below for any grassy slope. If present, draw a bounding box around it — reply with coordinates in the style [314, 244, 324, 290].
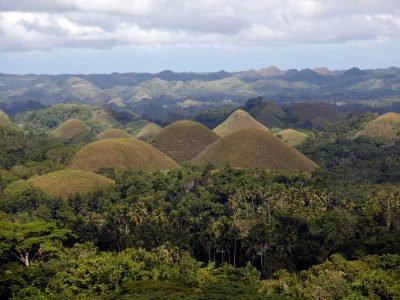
[0, 114, 14, 128]
[193, 128, 318, 174]
[136, 123, 162, 141]
[213, 109, 269, 137]
[51, 119, 91, 139]
[28, 169, 114, 198]
[276, 129, 308, 146]
[356, 112, 400, 141]
[98, 129, 133, 140]
[152, 120, 219, 163]
[70, 138, 179, 172]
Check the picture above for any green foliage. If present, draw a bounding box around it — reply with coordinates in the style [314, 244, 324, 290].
[300, 113, 400, 183]
[261, 254, 400, 299]
[16, 103, 121, 134]
[0, 219, 74, 267]
[0, 123, 79, 172]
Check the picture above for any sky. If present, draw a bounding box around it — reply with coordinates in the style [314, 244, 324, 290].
[0, 0, 399, 74]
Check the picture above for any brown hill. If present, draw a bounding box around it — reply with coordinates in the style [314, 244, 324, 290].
[51, 119, 91, 139]
[288, 102, 343, 123]
[213, 109, 269, 137]
[70, 138, 179, 172]
[356, 112, 400, 141]
[28, 169, 114, 198]
[250, 102, 286, 128]
[136, 123, 162, 141]
[152, 120, 219, 163]
[98, 129, 133, 140]
[193, 128, 318, 174]
[276, 129, 308, 146]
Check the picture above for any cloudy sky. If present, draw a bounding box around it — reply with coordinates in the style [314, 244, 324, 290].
[0, 0, 399, 74]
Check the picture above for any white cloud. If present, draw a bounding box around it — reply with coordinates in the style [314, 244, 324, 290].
[0, 0, 399, 51]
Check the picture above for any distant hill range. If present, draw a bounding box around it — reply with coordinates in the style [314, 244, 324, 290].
[1, 67, 400, 118]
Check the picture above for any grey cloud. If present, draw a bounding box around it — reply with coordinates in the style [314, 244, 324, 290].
[0, 0, 74, 13]
[0, 0, 399, 51]
[18, 19, 68, 36]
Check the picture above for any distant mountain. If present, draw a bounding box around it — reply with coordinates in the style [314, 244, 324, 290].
[1, 67, 400, 120]
[259, 66, 283, 77]
[313, 67, 334, 76]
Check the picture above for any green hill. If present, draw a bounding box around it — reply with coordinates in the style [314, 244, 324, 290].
[356, 112, 400, 141]
[17, 103, 122, 134]
[136, 123, 162, 141]
[151, 120, 219, 163]
[193, 128, 318, 174]
[51, 119, 91, 139]
[276, 129, 308, 146]
[70, 138, 179, 172]
[98, 129, 133, 140]
[213, 109, 269, 137]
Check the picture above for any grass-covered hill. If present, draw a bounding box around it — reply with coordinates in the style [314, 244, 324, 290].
[193, 128, 318, 174]
[51, 119, 91, 140]
[0, 110, 15, 128]
[249, 101, 287, 128]
[97, 129, 133, 140]
[62, 77, 100, 100]
[287, 102, 344, 124]
[355, 112, 400, 141]
[0, 110, 9, 120]
[136, 123, 162, 141]
[151, 120, 219, 163]
[5, 169, 114, 198]
[70, 138, 179, 172]
[275, 129, 309, 147]
[16, 103, 122, 134]
[213, 109, 268, 137]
